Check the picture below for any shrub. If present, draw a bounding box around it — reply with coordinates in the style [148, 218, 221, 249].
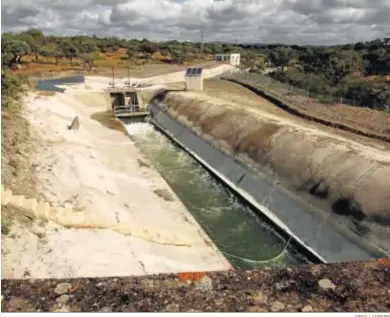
[1, 70, 27, 108]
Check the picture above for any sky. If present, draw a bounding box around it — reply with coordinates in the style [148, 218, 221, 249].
[1, 0, 390, 45]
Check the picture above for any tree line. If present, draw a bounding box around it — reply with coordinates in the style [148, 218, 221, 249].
[1, 29, 251, 69]
[1, 28, 389, 110]
[259, 39, 390, 110]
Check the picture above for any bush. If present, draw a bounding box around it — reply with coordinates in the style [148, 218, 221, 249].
[1, 70, 26, 108]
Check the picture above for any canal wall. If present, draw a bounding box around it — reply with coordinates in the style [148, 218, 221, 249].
[147, 92, 390, 263]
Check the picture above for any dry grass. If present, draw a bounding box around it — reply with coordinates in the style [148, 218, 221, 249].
[14, 49, 217, 78]
[238, 123, 280, 161]
[286, 94, 390, 136]
[204, 79, 390, 150]
[199, 112, 230, 135]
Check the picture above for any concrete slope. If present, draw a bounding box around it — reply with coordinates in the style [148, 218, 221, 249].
[1, 185, 194, 246]
[147, 100, 389, 263]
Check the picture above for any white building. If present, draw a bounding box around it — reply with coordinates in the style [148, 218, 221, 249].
[185, 67, 204, 92]
[215, 53, 241, 66]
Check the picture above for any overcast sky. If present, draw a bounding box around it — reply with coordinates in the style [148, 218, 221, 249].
[1, 0, 390, 45]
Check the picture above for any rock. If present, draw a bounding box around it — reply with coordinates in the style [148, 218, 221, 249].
[101, 307, 112, 312]
[318, 278, 336, 290]
[270, 301, 285, 312]
[275, 280, 291, 291]
[164, 303, 180, 312]
[301, 305, 313, 312]
[8, 297, 33, 311]
[194, 276, 213, 291]
[54, 283, 72, 295]
[253, 291, 268, 304]
[248, 306, 268, 312]
[56, 295, 70, 305]
[68, 116, 80, 131]
[54, 305, 70, 312]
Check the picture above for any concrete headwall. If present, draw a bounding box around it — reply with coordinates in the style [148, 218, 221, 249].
[147, 93, 390, 262]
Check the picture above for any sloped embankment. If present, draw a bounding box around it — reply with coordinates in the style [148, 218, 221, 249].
[151, 91, 390, 254]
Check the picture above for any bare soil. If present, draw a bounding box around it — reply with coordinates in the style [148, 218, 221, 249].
[88, 61, 220, 78]
[1, 99, 42, 198]
[203, 79, 390, 151]
[21, 61, 220, 81]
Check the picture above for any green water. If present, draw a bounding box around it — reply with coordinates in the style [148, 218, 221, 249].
[126, 123, 308, 269]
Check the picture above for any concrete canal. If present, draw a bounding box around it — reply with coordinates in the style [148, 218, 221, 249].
[125, 123, 309, 269]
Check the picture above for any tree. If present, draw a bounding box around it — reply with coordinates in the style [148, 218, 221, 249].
[20, 29, 45, 62]
[139, 41, 159, 55]
[364, 48, 390, 75]
[328, 50, 364, 84]
[268, 46, 293, 70]
[127, 47, 136, 59]
[344, 80, 390, 110]
[243, 52, 256, 68]
[1, 38, 31, 65]
[40, 43, 63, 64]
[170, 49, 183, 64]
[60, 42, 79, 64]
[80, 52, 101, 70]
[78, 40, 97, 54]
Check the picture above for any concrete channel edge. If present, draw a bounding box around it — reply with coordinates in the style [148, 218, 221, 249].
[145, 102, 387, 264]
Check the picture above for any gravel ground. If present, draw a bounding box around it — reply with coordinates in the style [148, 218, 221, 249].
[1, 260, 389, 312]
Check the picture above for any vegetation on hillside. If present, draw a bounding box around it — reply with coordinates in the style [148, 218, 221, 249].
[1, 28, 389, 110]
[258, 40, 390, 110]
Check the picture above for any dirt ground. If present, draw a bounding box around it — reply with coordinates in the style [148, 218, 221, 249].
[2, 260, 390, 312]
[88, 61, 220, 79]
[21, 61, 220, 81]
[1, 94, 55, 277]
[1, 82, 231, 279]
[1, 97, 43, 198]
[202, 79, 390, 151]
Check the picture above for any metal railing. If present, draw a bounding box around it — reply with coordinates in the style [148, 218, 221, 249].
[221, 71, 390, 112]
[113, 105, 141, 117]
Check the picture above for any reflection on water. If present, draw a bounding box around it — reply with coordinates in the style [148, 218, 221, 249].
[125, 123, 308, 269]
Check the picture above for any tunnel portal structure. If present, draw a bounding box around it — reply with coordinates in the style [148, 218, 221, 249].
[109, 88, 148, 122]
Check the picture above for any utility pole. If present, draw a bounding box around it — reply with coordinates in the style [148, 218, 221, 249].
[111, 66, 115, 88]
[235, 39, 238, 52]
[200, 29, 204, 53]
[127, 66, 130, 87]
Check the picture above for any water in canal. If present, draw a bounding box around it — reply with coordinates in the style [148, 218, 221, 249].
[125, 123, 308, 269]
